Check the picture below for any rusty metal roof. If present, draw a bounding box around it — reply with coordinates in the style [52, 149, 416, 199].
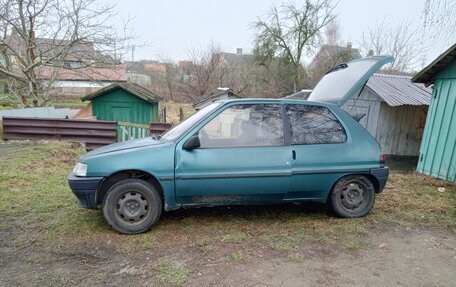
[366, 74, 432, 106]
[412, 42, 456, 86]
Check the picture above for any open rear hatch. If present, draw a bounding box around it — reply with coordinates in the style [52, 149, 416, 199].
[307, 55, 394, 107]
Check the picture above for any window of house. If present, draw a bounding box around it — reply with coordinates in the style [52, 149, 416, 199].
[199, 104, 284, 148]
[286, 104, 347, 145]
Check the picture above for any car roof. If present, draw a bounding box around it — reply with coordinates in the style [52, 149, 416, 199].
[214, 98, 337, 107]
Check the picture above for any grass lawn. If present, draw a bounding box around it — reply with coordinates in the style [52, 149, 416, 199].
[160, 101, 195, 124]
[0, 141, 455, 286]
[50, 97, 86, 109]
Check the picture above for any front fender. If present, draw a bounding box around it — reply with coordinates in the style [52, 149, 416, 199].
[82, 142, 178, 210]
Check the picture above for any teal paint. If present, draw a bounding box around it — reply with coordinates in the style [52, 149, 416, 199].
[77, 99, 386, 211]
[91, 88, 159, 124]
[417, 60, 456, 182]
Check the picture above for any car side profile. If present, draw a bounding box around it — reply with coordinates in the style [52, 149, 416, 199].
[68, 56, 393, 234]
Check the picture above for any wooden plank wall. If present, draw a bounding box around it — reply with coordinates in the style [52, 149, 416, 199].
[342, 87, 382, 138]
[342, 87, 428, 156]
[376, 104, 428, 156]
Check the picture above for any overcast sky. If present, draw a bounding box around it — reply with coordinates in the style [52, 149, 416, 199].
[110, 0, 452, 67]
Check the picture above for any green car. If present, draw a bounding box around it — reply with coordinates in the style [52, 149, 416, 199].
[68, 56, 393, 234]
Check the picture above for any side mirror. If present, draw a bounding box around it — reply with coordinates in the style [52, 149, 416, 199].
[183, 135, 201, 151]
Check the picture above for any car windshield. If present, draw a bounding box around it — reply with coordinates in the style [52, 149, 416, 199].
[160, 103, 221, 142]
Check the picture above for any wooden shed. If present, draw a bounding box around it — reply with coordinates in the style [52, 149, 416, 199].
[81, 82, 162, 124]
[342, 74, 432, 156]
[412, 43, 456, 182]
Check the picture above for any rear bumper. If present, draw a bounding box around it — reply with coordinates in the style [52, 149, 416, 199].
[370, 167, 389, 193]
[67, 173, 103, 208]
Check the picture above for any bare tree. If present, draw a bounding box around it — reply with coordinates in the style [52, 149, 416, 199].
[422, 0, 456, 43]
[0, 0, 132, 106]
[177, 45, 224, 100]
[325, 19, 341, 46]
[252, 0, 337, 92]
[307, 20, 350, 86]
[361, 20, 423, 73]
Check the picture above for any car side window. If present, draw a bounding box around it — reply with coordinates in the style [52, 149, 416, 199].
[286, 104, 347, 145]
[199, 104, 284, 148]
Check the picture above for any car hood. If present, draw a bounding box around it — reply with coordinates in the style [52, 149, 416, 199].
[81, 137, 164, 159]
[307, 55, 394, 106]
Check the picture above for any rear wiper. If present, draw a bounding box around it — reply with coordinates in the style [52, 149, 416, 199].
[325, 63, 348, 74]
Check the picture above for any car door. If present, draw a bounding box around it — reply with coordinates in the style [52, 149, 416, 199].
[285, 103, 353, 200]
[174, 103, 292, 205]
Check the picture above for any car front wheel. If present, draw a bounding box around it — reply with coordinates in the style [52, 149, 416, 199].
[328, 175, 375, 218]
[103, 178, 162, 234]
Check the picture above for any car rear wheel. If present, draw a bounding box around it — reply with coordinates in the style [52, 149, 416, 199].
[103, 178, 162, 234]
[328, 175, 375, 218]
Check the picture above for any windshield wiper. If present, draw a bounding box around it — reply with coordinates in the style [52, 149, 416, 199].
[325, 63, 348, 74]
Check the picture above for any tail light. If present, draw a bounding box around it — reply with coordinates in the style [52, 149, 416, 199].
[380, 154, 386, 166]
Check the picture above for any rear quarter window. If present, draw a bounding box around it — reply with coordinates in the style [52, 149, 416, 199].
[286, 104, 347, 145]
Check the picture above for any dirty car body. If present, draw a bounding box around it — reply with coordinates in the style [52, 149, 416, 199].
[68, 56, 393, 234]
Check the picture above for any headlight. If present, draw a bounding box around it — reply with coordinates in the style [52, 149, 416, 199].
[73, 162, 87, 177]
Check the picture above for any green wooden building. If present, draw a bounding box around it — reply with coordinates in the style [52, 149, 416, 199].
[82, 82, 162, 141]
[412, 43, 456, 182]
[82, 82, 162, 124]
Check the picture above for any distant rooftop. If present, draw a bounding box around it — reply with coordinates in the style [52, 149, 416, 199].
[309, 43, 362, 68]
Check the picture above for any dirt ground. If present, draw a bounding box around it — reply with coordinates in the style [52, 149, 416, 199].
[2, 218, 455, 286]
[0, 142, 455, 287]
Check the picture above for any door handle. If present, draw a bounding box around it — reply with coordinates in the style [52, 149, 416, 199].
[292, 150, 296, 161]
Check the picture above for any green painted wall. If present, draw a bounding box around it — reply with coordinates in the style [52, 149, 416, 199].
[91, 88, 159, 124]
[417, 60, 456, 182]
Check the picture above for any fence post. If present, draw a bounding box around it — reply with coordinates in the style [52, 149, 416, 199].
[162, 107, 167, 123]
[179, 107, 184, 122]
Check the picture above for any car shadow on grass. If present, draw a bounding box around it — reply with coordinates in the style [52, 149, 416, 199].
[159, 201, 330, 224]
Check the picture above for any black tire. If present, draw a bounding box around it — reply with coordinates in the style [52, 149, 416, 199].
[103, 178, 162, 234]
[328, 175, 375, 218]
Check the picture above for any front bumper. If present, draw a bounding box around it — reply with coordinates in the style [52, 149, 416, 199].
[370, 167, 389, 193]
[67, 172, 103, 208]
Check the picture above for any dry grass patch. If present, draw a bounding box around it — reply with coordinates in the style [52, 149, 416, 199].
[374, 173, 456, 230]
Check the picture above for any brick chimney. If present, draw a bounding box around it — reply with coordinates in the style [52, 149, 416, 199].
[236, 48, 243, 55]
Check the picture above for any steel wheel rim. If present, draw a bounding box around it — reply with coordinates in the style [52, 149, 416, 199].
[338, 181, 368, 212]
[115, 190, 150, 224]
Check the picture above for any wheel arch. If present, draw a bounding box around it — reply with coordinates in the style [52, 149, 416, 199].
[96, 169, 165, 206]
[327, 173, 380, 202]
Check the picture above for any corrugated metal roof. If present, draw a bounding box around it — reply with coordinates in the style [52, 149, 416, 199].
[0, 107, 78, 119]
[366, 74, 432, 106]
